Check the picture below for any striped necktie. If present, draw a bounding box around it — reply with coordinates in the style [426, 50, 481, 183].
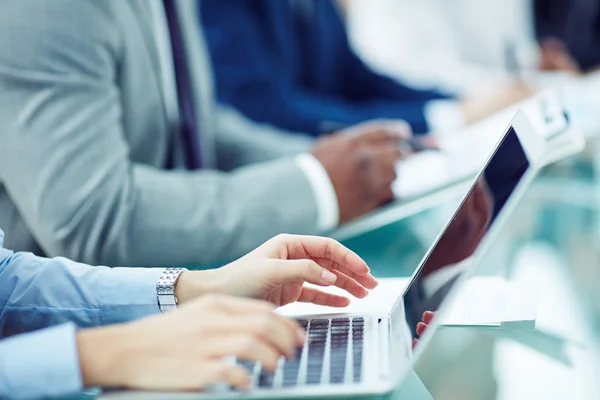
[163, 0, 203, 169]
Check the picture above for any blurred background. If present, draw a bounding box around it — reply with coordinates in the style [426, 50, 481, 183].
[4, 0, 600, 397]
[335, 0, 600, 398]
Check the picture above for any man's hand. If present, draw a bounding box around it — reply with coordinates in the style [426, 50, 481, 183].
[312, 120, 413, 224]
[539, 38, 581, 73]
[461, 83, 535, 125]
[177, 234, 378, 308]
[77, 295, 305, 391]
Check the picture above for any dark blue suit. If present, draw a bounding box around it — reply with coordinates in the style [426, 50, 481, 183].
[200, 0, 453, 136]
[534, 0, 600, 71]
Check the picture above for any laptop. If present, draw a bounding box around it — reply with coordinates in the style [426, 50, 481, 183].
[393, 90, 569, 200]
[105, 110, 552, 399]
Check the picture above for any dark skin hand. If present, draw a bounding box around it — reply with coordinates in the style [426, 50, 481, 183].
[312, 120, 416, 224]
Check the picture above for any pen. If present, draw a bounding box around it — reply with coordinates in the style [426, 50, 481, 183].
[405, 137, 436, 152]
[505, 40, 523, 83]
[319, 121, 437, 152]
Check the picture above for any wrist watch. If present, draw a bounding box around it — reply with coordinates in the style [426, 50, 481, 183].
[156, 267, 187, 313]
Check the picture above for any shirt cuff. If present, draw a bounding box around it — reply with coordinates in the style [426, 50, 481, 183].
[295, 154, 340, 231]
[0, 323, 82, 399]
[425, 100, 466, 135]
[99, 267, 166, 324]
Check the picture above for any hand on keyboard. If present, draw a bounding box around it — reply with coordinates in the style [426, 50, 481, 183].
[76, 235, 376, 393]
[205, 234, 378, 308]
[78, 295, 305, 392]
[243, 317, 366, 389]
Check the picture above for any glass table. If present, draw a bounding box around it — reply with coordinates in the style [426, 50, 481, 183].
[87, 139, 600, 399]
[333, 138, 600, 400]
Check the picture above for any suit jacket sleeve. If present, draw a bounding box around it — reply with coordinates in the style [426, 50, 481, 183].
[342, 35, 452, 103]
[0, 0, 321, 267]
[201, 0, 450, 135]
[214, 105, 314, 171]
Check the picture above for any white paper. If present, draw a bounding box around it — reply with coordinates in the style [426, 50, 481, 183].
[439, 276, 539, 327]
[393, 108, 511, 199]
[393, 90, 570, 200]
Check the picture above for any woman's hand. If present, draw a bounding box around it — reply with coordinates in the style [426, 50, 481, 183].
[177, 234, 378, 308]
[413, 311, 435, 349]
[78, 295, 305, 391]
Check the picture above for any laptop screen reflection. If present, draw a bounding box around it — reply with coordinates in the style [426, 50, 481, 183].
[392, 126, 530, 359]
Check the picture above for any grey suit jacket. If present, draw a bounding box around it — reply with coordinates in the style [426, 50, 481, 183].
[0, 0, 321, 267]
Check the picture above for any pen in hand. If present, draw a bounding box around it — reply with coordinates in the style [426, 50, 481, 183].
[398, 136, 440, 154]
[318, 120, 439, 152]
[505, 39, 523, 84]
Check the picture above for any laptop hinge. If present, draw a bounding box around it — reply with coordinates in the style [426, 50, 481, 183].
[378, 317, 391, 380]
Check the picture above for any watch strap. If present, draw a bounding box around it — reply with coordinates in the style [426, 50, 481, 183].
[157, 267, 187, 312]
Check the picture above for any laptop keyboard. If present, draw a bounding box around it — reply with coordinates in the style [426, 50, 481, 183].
[239, 317, 365, 389]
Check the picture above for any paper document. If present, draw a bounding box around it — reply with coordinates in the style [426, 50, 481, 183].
[439, 276, 539, 328]
[394, 107, 514, 199]
[394, 90, 569, 199]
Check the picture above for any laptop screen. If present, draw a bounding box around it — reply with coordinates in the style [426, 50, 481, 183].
[392, 126, 531, 351]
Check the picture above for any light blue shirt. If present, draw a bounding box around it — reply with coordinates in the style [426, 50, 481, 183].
[0, 229, 165, 399]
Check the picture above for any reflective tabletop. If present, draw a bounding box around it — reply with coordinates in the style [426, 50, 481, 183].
[89, 138, 600, 399]
[340, 137, 600, 400]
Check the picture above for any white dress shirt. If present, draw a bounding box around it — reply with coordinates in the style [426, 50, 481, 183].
[149, 0, 339, 230]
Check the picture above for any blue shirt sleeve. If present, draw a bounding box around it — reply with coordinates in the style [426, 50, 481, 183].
[0, 323, 82, 399]
[0, 229, 165, 398]
[0, 236, 164, 336]
[0, 231, 164, 336]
